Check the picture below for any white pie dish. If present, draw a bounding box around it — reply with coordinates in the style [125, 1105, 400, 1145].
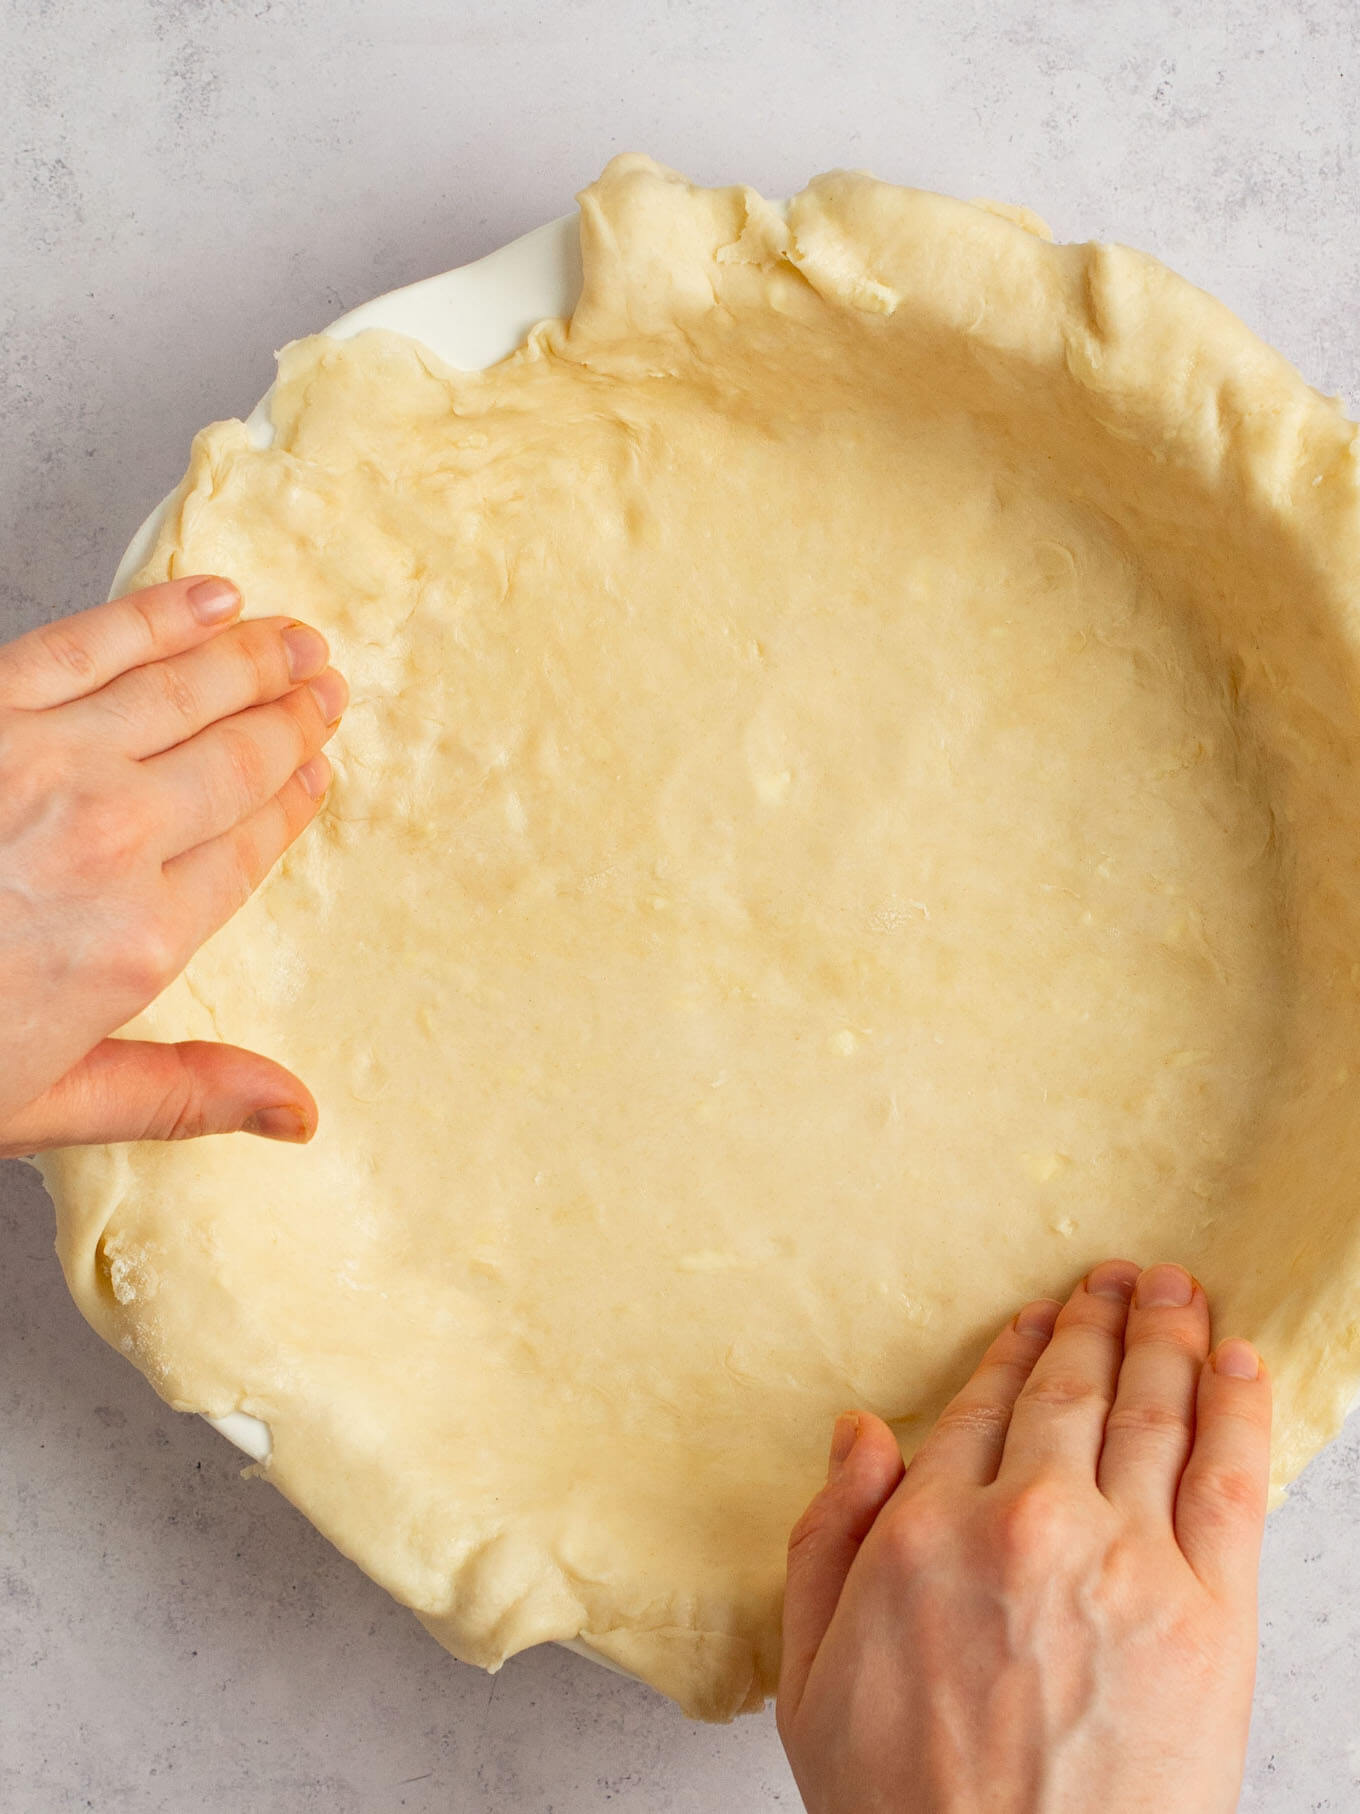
[110, 213, 584, 1468]
[107, 201, 1360, 1482]
[84, 162, 1360, 1717]
[110, 206, 639, 1687]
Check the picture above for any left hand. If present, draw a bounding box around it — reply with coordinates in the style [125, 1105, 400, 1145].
[0, 575, 347, 1156]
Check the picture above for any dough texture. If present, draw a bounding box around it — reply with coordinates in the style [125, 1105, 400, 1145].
[39, 156, 1360, 1720]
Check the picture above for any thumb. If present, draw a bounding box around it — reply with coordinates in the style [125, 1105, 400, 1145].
[778, 1410, 905, 1722]
[0, 1037, 318, 1156]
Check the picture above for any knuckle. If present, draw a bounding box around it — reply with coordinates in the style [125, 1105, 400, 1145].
[1131, 1326, 1207, 1361]
[135, 1058, 205, 1142]
[876, 1498, 952, 1578]
[935, 1397, 1012, 1440]
[1022, 1371, 1107, 1413]
[1089, 1531, 1146, 1613]
[239, 622, 289, 697]
[38, 622, 100, 683]
[786, 1498, 831, 1562]
[221, 725, 267, 803]
[72, 790, 150, 878]
[116, 915, 182, 1000]
[0, 714, 39, 789]
[290, 678, 328, 747]
[152, 658, 200, 725]
[163, 1088, 210, 1141]
[1104, 1400, 1190, 1441]
[126, 591, 160, 646]
[1188, 1463, 1264, 1524]
[93, 682, 144, 736]
[990, 1480, 1077, 1575]
[225, 820, 267, 906]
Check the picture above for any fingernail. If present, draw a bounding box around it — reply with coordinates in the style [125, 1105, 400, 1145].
[829, 1412, 860, 1476]
[297, 753, 331, 799]
[1136, 1263, 1194, 1309]
[241, 1105, 311, 1143]
[1014, 1298, 1062, 1337]
[309, 668, 349, 723]
[1086, 1261, 1139, 1302]
[283, 622, 328, 681]
[1214, 1339, 1261, 1381]
[188, 578, 241, 624]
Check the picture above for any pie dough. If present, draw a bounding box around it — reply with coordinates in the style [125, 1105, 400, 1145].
[38, 156, 1360, 1721]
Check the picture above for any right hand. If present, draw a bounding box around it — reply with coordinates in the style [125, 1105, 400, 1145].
[778, 1260, 1271, 1814]
[0, 575, 347, 1156]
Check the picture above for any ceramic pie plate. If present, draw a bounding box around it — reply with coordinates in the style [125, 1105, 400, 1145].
[107, 209, 639, 1677]
[97, 178, 1360, 1700]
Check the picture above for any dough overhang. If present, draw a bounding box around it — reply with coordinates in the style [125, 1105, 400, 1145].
[38, 154, 1360, 1721]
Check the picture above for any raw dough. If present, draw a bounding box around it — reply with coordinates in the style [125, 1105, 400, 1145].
[39, 156, 1360, 1720]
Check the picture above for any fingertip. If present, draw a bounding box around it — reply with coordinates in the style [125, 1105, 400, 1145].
[297, 753, 332, 800]
[241, 1104, 314, 1144]
[283, 621, 330, 681]
[186, 576, 242, 626]
[783, 1414, 902, 1723]
[1132, 1263, 1197, 1311]
[839, 1410, 907, 1497]
[1013, 1297, 1063, 1337]
[1212, 1339, 1264, 1383]
[308, 667, 349, 728]
[1176, 1338, 1273, 1587]
[1084, 1258, 1142, 1303]
[179, 1042, 318, 1145]
[791, 1413, 902, 1576]
[828, 1411, 860, 1477]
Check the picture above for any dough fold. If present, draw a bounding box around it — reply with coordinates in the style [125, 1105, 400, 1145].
[39, 155, 1360, 1720]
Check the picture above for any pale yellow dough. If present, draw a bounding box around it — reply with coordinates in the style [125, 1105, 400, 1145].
[39, 156, 1360, 1720]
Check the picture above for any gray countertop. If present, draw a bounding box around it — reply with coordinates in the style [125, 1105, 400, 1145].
[3, 4, 1359, 1808]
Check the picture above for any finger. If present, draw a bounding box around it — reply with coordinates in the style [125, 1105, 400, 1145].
[1175, 1340, 1272, 1597]
[146, 670, 345, 857]
[164, 757, 331, 934]
[1097, 1263, 1210, 1520]
[73, 616, 331, 758]
[0, 577, 243, 710]
[0, 1037, 316, 1156]
[895, 1298, 1062, 1497]
[997, 1259, 1141, 1484]
[779, 1412, 905, 1722]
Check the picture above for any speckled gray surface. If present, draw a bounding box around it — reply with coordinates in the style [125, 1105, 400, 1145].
[3, 3, 1359, 1809]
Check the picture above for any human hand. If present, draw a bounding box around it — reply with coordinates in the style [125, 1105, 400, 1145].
[778, 1261, 1271, 1814]
[0, 575, 347, 1156]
